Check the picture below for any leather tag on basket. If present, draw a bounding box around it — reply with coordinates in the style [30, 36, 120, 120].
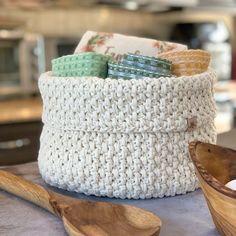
[187, 117, 197, 131]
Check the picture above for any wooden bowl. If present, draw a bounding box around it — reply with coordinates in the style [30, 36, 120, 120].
[189, 142, 236, 236]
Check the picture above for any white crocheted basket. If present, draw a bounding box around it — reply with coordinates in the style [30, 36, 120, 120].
[38, 70, 217, 199]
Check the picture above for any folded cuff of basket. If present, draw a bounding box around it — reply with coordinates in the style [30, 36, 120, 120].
[38, 70, 216, 133]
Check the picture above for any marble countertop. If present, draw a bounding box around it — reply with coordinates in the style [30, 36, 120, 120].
[0, 97, 42, 124]
[0, 161, 220, 236]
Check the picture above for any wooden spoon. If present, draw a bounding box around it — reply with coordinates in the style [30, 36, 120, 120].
[0, 170, 161, 236]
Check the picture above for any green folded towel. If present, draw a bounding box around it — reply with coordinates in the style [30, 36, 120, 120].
[51, 52, 109, 78]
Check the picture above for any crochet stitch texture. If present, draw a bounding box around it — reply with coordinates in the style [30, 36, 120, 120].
[38, 70, 216, 199]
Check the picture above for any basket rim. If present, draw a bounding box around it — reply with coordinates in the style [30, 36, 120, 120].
[39, 69, 216, 95]
[43, 68, 214, 81]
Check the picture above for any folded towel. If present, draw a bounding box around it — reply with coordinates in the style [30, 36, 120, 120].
[74, 31, 187, 61]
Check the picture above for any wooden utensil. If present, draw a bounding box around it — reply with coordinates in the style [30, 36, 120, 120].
[189, 142, 236, 236]
[0, 170, 161, 236]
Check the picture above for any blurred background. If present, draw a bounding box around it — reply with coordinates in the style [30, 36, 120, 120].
[0, 0, 236, 165]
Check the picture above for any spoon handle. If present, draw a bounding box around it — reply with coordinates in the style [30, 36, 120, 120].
[0, 170, 56, 215]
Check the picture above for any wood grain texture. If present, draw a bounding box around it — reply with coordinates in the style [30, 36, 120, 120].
[0, 170, 161, 236]
[189, 142, 236, 236]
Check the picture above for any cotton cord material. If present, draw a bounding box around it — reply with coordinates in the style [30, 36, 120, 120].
[38, 70, 217, 199]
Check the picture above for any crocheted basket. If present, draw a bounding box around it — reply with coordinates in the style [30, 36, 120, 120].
[38, 70, 217, 199]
